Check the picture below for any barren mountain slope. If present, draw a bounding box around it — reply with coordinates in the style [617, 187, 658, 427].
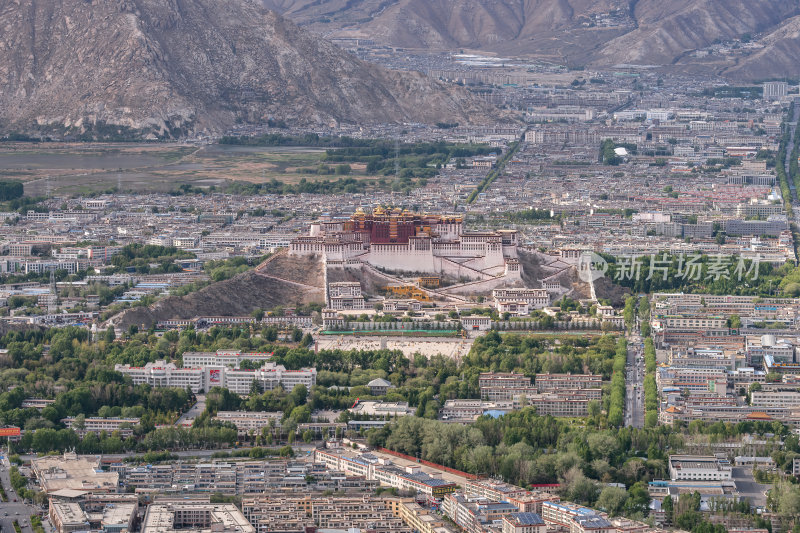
[265, 0, 800, 78]
[594, 0, 799, 66]
[265, 0, 627, 48]
[110, 254, 326, 330]
[0, 0, 490, 138]
[720, 15, 800, 81]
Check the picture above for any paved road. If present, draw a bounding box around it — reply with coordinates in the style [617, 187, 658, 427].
[175, 394, 206, 427]
[625, 332, 645, 428]
[785, 100, 800, 263]
[732, 467, 771, 508]
[0, 459, 41, 533]
[785, 102, 799, 203]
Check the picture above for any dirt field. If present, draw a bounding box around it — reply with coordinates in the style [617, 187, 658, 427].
[316, 336, 474, 360]
[0, 142, 374, 195]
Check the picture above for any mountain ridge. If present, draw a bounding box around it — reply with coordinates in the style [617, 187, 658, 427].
[0, 0, 492, 139]
[263, 0, 800, 79]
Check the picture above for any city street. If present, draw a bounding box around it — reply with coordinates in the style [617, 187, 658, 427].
[175, 394, 206, 427]
[625, 332, 645, 429]
[0, 458, 41, 533]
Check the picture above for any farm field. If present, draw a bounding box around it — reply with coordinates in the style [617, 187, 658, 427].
[0, 142, 362, 195]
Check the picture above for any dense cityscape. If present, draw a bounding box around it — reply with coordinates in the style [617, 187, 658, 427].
[3, 2, 800, 533]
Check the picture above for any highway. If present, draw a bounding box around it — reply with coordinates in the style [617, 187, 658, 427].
[625, 331, 645, 429]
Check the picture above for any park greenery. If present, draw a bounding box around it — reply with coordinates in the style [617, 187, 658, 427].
[367, 409, 796, 522]
[0, 180, 24, 201]
[0, 325, 627, 453]
[320, 140, 496, 179]
[643, 337, 658, 428]
[1, 319, 800, 526]
[600, 140, 637, 166]
[109, 244, 194, 275]
[219, 135, 496, 195]
[603, 253, 800, 296]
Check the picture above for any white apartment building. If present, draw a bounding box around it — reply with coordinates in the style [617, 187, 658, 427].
[763, 81, 788, 100]
[349, 401, 415, 417]
[313, 449, 456, 498]
[751, 390, 800, 409]
[142, 501, 255, 533]
[328, 282, 366, 310]
[503, 513, 547, 533]
[115, 360, 316, 394]
[62, 417, 140, 438]
[541, 502, 606, 528]
[212, 411, 283, 436]
[661, 316, 728, 329]
[182, 350, 274, 368]
[493, 288, 549, 312]
[668, 455, 732, 481]
[440, 399, 507, 421]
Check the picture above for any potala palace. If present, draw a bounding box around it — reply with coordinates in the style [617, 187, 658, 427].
[289, 207, 522, 281]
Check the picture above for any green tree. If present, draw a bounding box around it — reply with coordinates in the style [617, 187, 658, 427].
[663, 494, 674, 524]
[596, 486, 628, 516]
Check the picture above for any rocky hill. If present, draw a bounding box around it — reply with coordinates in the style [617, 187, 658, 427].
[0, 0, 490, 139]
[110, 254, 325, 330]
[265, 0, 800, 79]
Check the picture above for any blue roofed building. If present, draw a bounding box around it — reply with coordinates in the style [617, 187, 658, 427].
[502, 512, 546, 533]
[570, 515, 615, 533]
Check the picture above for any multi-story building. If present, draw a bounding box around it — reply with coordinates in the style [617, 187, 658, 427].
[32, 453, 119, 493]
[571, 515, 616, 533]
[62, 417, 139, 438]
[667, 347, 737, 370]
[442, 492, 519, 533]
[212, 411, 283, 436]
[49, 494, 138, 533]
[493, 288, 549, 313]
[751, 390, 800, 409]
[763, 81, 788, 100]
[328, 281, 367, 310]
[502, 513, 546, 533]
[541, 502, 607, 528]
[535, 374, 602, 392]
[479, 372, 531, 390]
[746, 336, 796, 367]
[242, 495, 411, 533]
[349, 401, 415, 417]
[463, 480, 559, 514]
[122, 459, 374, 495]
[141, 499, 255, 533]
[479, 373, 598, 415]
[668, 455, 732, 481]
[114, 360, 316, 394]
[398, 500, 456, 533]
[313, 448, 457, 498]
[290, 208, 520, 281]
[463, 479, 528, 501]
[440, 399, 510, 421]
[182, 350, 274, 368]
